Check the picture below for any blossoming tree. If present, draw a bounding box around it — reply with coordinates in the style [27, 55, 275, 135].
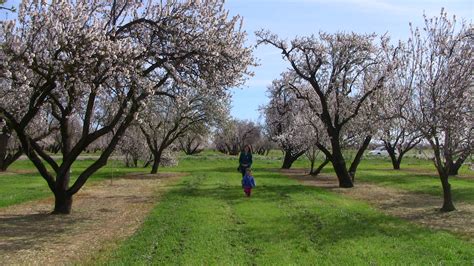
[178, 124, 209, 155]
[257, 31, 395, 187]
[407, 10, 473, 211]
[139, 84, 230, 174]
[214, 119, 262, 155]
[0, 0, 253, 214]
[263, 75, 308, 169]
[374, 52, 422, 170]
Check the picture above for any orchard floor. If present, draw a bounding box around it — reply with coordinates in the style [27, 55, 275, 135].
[284, 169, 474, 242]
[0, 172, 184, 265]
[0, 161, 472, 264]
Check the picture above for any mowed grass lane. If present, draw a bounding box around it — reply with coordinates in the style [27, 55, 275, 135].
[103, 154, 474, 265]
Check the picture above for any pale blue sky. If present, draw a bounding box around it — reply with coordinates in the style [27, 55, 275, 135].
[224, 0, 473, 123]
[2, 1, 473, 123]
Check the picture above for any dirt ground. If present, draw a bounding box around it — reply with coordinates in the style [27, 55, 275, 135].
[282, 169, 474, 242]
[0, 172, 184, 265]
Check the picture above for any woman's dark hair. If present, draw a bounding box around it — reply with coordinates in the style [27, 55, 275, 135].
[243, 144, 252, 153]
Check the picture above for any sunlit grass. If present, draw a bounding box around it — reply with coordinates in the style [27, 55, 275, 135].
[2, 151, 473, 264]
[101, 153, 474, 264]
[0, 158, 148, 208]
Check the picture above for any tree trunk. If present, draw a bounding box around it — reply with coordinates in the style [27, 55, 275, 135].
[389, 149, 404, 170]
[329, 139, 353, 188]
[309, 158, 315, 174]
[392, 157, 401, 170]
[448, 156, 467, 176]
[143, 154, 153, 168]
[282, 149, 305, 169]
[331, 159, 353, 187]
[150, 150, 163, 174]
[429, 140, 456, 213]
[449, 166, 459, 176]
[0, 150, 22, 171]
[384, 137, 421, 170]
[310, 157, 330, 176]
[348, 135, 372, 182]
[0, 133, 9, 171]
[125, 155, 131, 167]
[52, 190, 73, 214]
[282, 152, 296, 169]
[151, 157, 160, 174]
[439, 174, 455, 212]
[388, 149, 401, 170]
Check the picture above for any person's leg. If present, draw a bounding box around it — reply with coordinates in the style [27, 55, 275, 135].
[248, 188, 252, 196]
[244, 187, 251, 196]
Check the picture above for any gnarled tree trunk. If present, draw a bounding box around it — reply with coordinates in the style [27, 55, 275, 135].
[447, 155, 468, 176]
[52, 169, 72, 214]
[0, 150, 22, 171]
[310, 157, 330, 176]
[0, 132, 23, 172]
[282, 149, 305, 169]
[0, 133, 8, 170]
[430, 140, 456, 212]
[329, 139, 354, 188]
[349, 135, 372, 182]
[53, 190, 73, 214]
[386, 145, 401, 170]
[439, 173, 455, 212]
[383, 137, 421, 171]
[150, 149, 163, 174]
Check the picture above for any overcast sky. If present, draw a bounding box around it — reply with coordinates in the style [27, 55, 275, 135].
[224, 0, 473, 123]
[2, 1, 472, 123]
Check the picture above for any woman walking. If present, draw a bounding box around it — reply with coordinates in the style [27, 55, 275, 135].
[238, 144, 253, 177]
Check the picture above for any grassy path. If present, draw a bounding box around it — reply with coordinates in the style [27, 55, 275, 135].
[103, 158, 474, 265]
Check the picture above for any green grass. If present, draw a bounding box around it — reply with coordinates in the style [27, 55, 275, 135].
[0, 172, 52, 207]
[297, 155, 474, 203]
[2, 151, 473, 264]
[357, 167, 474, 203]
[101, 153, 474, 264]
[2, 151, 472, 208]
[0, 158, 148, 208]
[262, 149, 474, 203]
